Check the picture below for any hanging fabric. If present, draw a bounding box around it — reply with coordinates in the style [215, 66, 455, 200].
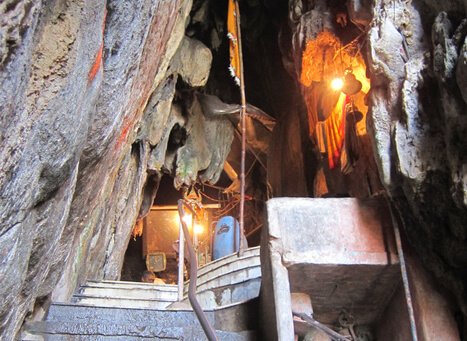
[319, 94, 348, 169]
[315, 122, 326, 153]
[227, 0, 241, 86]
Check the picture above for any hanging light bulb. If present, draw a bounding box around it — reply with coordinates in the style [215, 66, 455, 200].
[331, 77, 344, 91]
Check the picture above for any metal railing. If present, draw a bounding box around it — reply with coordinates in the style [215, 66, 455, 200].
[177, 199, 217, 341]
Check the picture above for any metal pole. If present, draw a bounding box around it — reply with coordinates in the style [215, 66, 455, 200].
[387, 198, 419, 341]
[193, 218, 198, 257]
[178, 200, 218, 341]
[235, 0, 247, 257]
[177, 221, 185, 302]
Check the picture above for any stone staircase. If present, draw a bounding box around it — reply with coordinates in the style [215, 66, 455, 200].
[170, 247, 261, 310]
[72, 280, 179, 309]
[23, 247, 261, 340]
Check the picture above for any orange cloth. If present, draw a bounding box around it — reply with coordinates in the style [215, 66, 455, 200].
[322, 94, 348, 169]
[227, 0, 241, 86]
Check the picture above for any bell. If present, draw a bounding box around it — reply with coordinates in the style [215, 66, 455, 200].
[342, 73, 362, 95]
[346, 109, 363, 123]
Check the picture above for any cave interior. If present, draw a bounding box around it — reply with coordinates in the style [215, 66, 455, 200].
[117, 0, 465, 339]
[122, 0, 378, 291]
[1, 0, 466, 340]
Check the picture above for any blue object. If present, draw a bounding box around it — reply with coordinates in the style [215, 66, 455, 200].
[212, 216, 240, 260]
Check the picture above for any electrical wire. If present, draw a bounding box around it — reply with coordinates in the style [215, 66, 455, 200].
[199, 190, 221, 203]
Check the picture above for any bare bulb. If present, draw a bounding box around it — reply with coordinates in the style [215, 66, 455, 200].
[194, 224, 204, 235]
[331, 77, 344, 91]
[182, 214, 192, 226]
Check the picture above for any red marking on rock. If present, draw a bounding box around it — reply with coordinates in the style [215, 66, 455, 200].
[116, 122, 131, 149]
[88, 6, 107, 83]
[115, 113, 137, 150]
[88, 44, 103, 82]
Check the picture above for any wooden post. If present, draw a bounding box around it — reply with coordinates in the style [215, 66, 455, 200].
[234, 0, 247, 257]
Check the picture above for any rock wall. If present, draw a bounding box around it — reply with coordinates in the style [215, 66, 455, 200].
[1, 1, 108, 338]
[0, 0, 207, 339]
[365, 0, 467, 315]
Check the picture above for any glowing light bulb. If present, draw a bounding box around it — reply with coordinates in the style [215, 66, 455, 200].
[331, 77, 344, 91]
[182, 214, 192, 226]
[194, 223, 204, 235]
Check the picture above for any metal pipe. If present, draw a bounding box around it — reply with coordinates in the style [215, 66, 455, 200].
[178, 200, 217, 341]
[386, 198, 419, 341]
[177, 221, 185, 301]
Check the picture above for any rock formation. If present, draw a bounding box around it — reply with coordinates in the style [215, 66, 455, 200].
[367, 1, 467, 316]
[0, 0, 227, 338]
[0, 0, 466, 339]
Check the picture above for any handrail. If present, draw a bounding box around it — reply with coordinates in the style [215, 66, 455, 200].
[177, 199, 218, 341]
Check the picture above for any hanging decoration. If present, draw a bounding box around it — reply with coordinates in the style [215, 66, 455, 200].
[315, 94, 348, 169]
[227, 0, 241, 86]
[341, 102, 363, 174]
[301, 29, 370, 171]
[341, 68, 363, 95]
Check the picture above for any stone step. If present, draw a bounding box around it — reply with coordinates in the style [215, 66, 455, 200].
[171, 277, 261, 310]
[192, 264, 261, 294]
[43, 298, 257, 331]
[85, 280, 178, 291]
[183, 246, 261, 294]
[161, 247, 261, 310]
[44, 303, 214, 326]
[25, 322, 256, 340]
[25, 299, 258, 340]
[195, 247, 260, 278]
[74, 267, 260, 310]
[73, 248, 261, 310]
[76, 284, 178, 301]
[71, 295, 175, 309]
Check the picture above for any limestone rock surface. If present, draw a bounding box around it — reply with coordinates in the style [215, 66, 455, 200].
[0, 0, 192, 339]
[366, 0, 467, 314]
[173, 36, 213, 87]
